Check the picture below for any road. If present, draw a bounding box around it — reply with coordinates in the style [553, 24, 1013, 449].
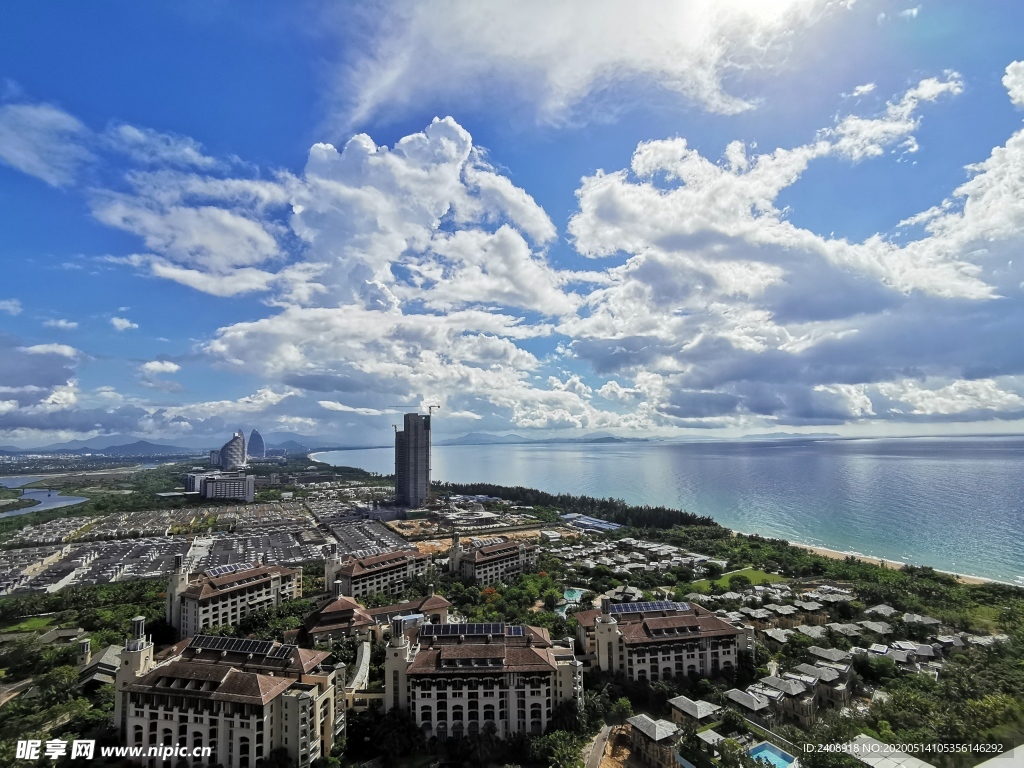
[585, 724, 612, 768]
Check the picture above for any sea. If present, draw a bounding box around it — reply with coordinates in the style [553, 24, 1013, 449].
[314, 436, 1024, 584]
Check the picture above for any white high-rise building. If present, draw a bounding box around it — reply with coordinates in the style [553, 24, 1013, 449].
[395, 413, 430, 507]
[220, 430, 246, 470]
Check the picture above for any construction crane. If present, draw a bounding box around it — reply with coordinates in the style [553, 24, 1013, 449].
[387, 404, 441, 415]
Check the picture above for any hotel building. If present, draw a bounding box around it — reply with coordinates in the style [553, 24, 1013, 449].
[383, 620, 583, 741]
[114, 618, 344, 768]
[166, 557, 302, 639]
[450, 534, 538, 586]
[326, 548, 430, 600]
[575, 599, 741, 681]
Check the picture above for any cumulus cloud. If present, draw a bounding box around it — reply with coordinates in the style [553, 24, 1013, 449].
[337, 0, 846, 126]
[140, 360, 181, 374]
[0, 299, 22, 315]
[1004, 60, 1024, 107]
[111, 317, 139, 331]
[0, 102, 92, 186]
[13, 61, 1024, 440]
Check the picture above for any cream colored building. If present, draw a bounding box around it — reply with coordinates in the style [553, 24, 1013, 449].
[582, 599, 741, 682]
[166, 557, 302, 639]
[327, 548, 429, 600]
[450, 534, 537, 586]
[114, 618, 344, 768]
[383, 620, 583, 740]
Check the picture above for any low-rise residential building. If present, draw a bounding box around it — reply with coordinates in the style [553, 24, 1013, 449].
[166, 556, 302, 639]
[724, 688, 775, 728]
[628, 714, 681, 768]
[383, 620, 583, 740]
[114, 618, 345, 768]
[578, 599, 741, 682]
[668, 695, 722, 726]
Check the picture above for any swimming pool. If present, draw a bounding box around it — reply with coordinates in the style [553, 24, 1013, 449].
[748, 741, 797, 768]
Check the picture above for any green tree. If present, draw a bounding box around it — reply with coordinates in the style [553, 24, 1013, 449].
[372, 705, 425, 761]
[607, 696, 633, 727]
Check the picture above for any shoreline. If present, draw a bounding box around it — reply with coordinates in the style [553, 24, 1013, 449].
[779, 538, 997, 586]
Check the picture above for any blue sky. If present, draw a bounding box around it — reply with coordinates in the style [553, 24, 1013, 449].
[2, 0, 1024, 447]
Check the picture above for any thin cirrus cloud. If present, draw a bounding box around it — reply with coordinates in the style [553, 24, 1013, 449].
[334, 0, 847, 127]
[43, 319, 78, 330]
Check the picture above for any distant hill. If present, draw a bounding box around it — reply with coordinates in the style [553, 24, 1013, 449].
[81, 440, 198, 455]
[437, 432, 648, 446]
[740, 432, 842, 440]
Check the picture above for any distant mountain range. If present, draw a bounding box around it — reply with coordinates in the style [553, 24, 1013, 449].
[436, 431, 650, 446]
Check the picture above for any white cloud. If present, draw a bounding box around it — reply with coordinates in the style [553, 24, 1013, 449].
[828, 72, 963, 161]
[105, 124, 219, 168]
[851, 83, 876, 97]
[0, 102, 92, 186]
[318, 401, 391, 416]
[111, 317, 139, 331]
[898, 6, 920, 20]
[338, 0, 845, 126]
[877, 379, 1024, 415]
[0, 299, 22, 315]
[1004, 60, 1024, 107]
[43, 319, 78, 330]
[18, 344, 80, 358]
[140, 360, 181, 374]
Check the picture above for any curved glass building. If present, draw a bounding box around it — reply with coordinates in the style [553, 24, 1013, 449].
[220, 430, 247, 470]
[248, 428, 266, 459]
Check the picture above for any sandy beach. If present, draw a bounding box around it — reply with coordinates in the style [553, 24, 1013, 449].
[786, 541, 991, 586]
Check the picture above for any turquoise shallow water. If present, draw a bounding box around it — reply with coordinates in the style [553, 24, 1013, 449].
[315, 436, 1024, 583]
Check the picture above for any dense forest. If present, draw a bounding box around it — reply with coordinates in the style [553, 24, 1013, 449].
[435, 481, 719, 529]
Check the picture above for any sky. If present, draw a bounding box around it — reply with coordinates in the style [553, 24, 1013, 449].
[2, 0, 1024, 448]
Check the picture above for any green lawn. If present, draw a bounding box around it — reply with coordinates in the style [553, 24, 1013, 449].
[0, 615, 56, 633]
[689, 568, 788, 592]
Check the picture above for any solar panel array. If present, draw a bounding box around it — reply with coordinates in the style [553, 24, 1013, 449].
[204, 561, 255, 578]
[609, 600, 690, 614]
[189, 635, 275, 656]
[266, 643, 297, 660]
[420, 623, 523, 637]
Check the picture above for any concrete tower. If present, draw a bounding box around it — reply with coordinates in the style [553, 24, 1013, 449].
[449, 528, 463, 576]
[594, 597, 620, 673]
[384, 617, 412, 713]
[324, 543, 344, 595]
[77, 637, 91, 668]
[115, 616, 155, 736]
[394, 413, 430, 507]
[166, 553, 190, 635]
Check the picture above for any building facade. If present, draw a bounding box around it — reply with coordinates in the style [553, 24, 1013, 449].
[220, 430, 247, 471]
[330, 549, 430, 600]
[450, 534, 538, 585]
[580, 599, 741, 682]
[166, 558, 302, 639]
[115, 619, 344, 768]
[628, 714, 682, 768]
[248, 429, 266, 459]
[395, 413, 430, 507]
[183, 471, 255, 502]
[383, 620, 583, 741]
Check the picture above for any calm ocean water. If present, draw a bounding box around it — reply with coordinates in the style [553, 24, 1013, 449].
[315, 436, 1024, 583]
